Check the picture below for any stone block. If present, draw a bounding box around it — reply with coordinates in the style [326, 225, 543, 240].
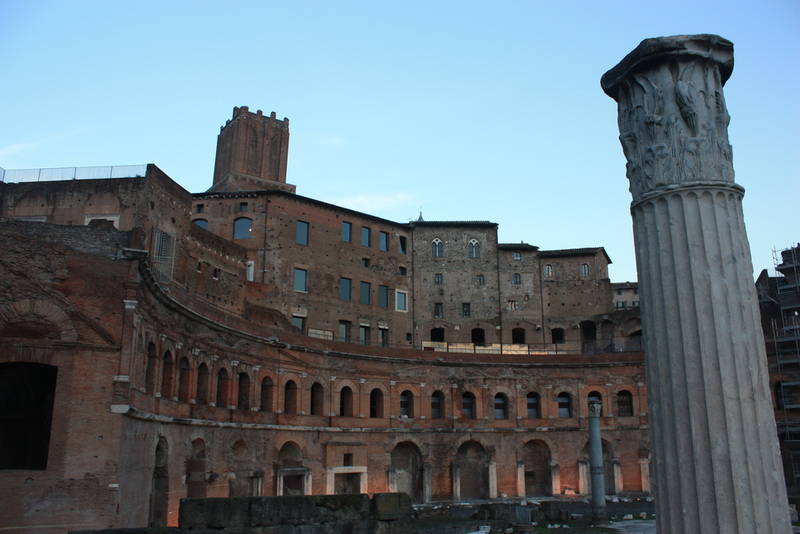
[370, 493, 412, 520]
[250, 495, 371, 527]
[179, 497, 251, 528]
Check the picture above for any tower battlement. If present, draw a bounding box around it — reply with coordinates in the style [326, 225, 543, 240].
[211, 105, 294, 193]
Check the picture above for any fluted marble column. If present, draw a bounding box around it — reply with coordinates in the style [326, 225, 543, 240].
[601, 35, 790, 533]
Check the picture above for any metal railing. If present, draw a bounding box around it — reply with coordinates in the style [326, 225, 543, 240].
[0, 164, 147, 183]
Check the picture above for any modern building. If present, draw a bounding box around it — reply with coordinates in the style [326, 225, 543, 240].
[756, 244, 800, 506]
[0, 107, 649, 532]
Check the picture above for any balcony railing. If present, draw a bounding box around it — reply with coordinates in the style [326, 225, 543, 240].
[1, 164, 147, 183]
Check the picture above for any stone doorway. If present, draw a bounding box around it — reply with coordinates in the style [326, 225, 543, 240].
[455, 440, 489, 500]
[334, 473, 361, 494]
[390, 441, 423, 503]
[522, 440, 552, 496]
[149, 437, 169, 527]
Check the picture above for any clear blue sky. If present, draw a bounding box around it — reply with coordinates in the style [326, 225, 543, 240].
[1, 1, 797, 282]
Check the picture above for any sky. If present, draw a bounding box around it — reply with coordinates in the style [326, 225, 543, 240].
[1, 1, 798, 282]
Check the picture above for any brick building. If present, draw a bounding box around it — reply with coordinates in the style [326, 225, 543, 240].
[0, 107, 649, 532]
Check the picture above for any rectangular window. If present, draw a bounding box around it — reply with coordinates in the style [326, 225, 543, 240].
[291, 315, 306, 332]
[338, 321, 351, 342]
[361, 257, 370, 267]
[395, 290, 408, 312]
[239, 202, 248, 212]
[476, 274, 485, 286]
[399, 236, 407, 255]
[361, 226, 371, 247]
[342, 221, 352, 242]
[399, 266, 407, 276]
[378, 285, 389, 308]
[379, 328, 389, 347]
[379, 231, 389, 251]
[246, 261, 254, 282]
[462, 303, 471, 317]
[506, 300, 518, 311]
[339, 277, 352, 301]
[359, 325, 370, 345]
[434, 273, 443, 285]
[512, 252, 521, 261]
[293, 268, 308, 292]
[513, 273, 521, 285]
[296, 220, 309, 245]
[360, 281, 371, 305]
[434, 302, 444, 319]
[196, 203, 205, 214]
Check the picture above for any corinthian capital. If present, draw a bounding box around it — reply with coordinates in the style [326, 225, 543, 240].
[601, 35, 736, 202]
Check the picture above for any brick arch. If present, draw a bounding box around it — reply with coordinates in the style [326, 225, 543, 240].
[0, 298, 77, 341]
[387, 435, 428, 458]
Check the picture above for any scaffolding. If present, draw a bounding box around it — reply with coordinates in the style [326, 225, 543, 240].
[769, 245, 800, 491]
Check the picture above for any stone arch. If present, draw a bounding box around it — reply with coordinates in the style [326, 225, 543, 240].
[277, 441, 306, 496]
[522, 439, 552, 496]
[369, 387, 384, 418]
[310, 381, 324, 416]
[259, 373, 276, 412]
[196, 362, 210, 405]
[177, 357, 190, 402]
[0, 299, 78, 342]
[161, 350, 174, 398]
[149, 436, 169, 527]
[283, 380, 298, 414]
[581, 439, 617, 494]
[237, 372, 251, 410]
[339, 385, 354, 417]
[455, 440, 489, 499]
[186, 438, 207, 498]
[391, 441, 424, 503]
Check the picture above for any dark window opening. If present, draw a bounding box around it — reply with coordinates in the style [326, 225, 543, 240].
[617, 390, 634, 417]
[526, 392, 540, 418]
[339, 278, 352, 301]
[0, 363, 57, 469]
[361, 226, 371, 247]
[512, 328, 526, 344]
[260, 377, 273, 412]
[237, 373, 250, 410]
[400, 390, 414, 418]
[399, 236, 407, 254]
[557, 392, 572, 418]
[193, 218, 208, 229]
[471, 327, 485, 345]
[462, 392, 476, 419]
[494, 393, 509, 419]
[430, 327, 445, 342]
[216, 368, 229, 407]
[295, 220, 309, 245]
[551, 328, 565, 344]
[339, 386, 353, 417]
[310, 382, 324, 415]
[370, 389, 384, 418]
[342, 221, 352, 242]
[284, 380, 298, 414]
[431, 391, 445, 419]
[379, 231, 389, 251]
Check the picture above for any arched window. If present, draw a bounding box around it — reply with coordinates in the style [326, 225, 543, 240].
[370, 388, 384, 418]
[431, 238, 443, 258]
[526, 392, 540, 418]
[617, 390, 634, 417]
[462, 392, 476, 419]
[196, 363, 209, 404]
[494, 393, 509, 419]
[310, 382, 324, 415]
[400, 390, 414, 418]
[145, 342, 157, 393]
[557, 392, 572, 418]
[216, 368, 229, 407]
[237, 373, 250, 410]
[161, 351, 173, 398]
[471, 328, 485, 345]
[193, 219, 209, 230]
[512, 327, 526, 344]
[551, 328, 565, 345]
[431, 391, 445, 419]
[580, 263, 590, 277]
[339, 386, 353, 417]
[588, 390, 603, 415]
[430, 327, 445, 342]
[284, 380, 298, 414]
[543, 264, 553, 278]
[260, 377, 274, 412]
[177, 358, 190, 402]
[233, 217, 253, 240]
[468, 239, 480, 258]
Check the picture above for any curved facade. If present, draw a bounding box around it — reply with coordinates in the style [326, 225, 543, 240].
[0, 107, 648, 532]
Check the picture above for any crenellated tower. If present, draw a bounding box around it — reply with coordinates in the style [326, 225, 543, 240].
[210, 106, 295, 193]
